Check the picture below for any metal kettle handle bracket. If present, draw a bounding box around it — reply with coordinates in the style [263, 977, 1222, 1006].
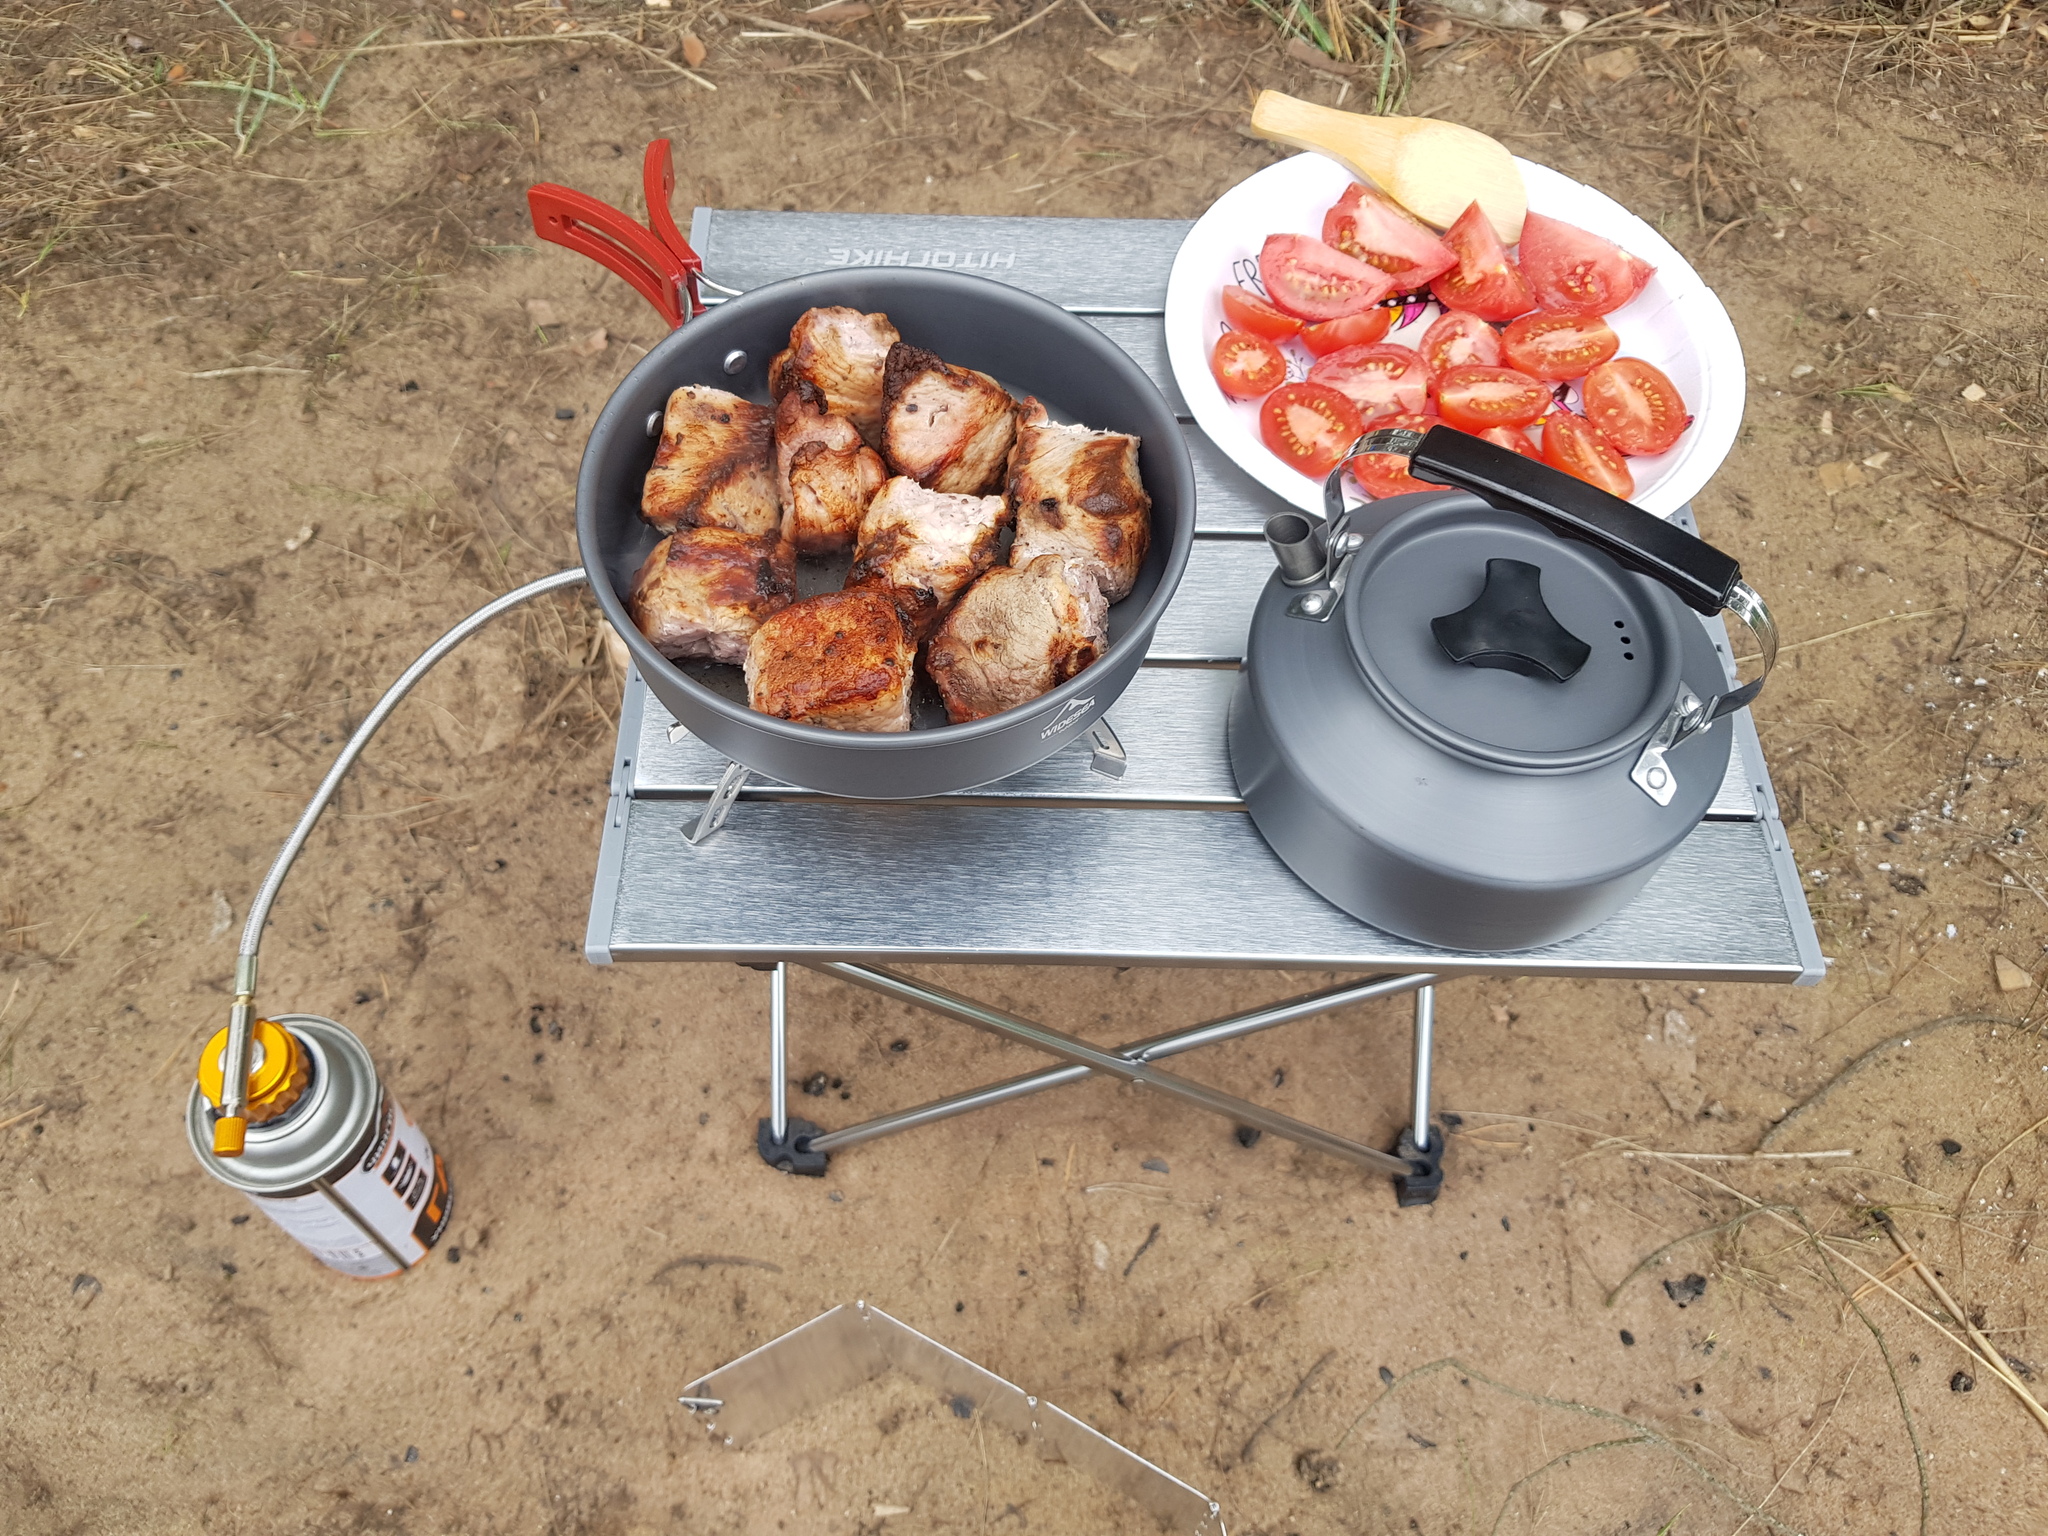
[527, 139, 706, 330]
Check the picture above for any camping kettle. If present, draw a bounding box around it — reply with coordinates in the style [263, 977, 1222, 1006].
[1228, 424, 1778, 953]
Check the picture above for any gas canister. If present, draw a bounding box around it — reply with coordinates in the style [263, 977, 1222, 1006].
[188, 1014, 451, 1278]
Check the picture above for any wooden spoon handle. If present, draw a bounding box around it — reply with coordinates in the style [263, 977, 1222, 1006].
[1248, 91, 1401, 187]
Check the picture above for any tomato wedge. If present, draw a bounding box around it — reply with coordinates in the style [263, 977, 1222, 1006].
[1306, 342, 1429, 422]
[1321, 183, 1457, 291]
[1501, 311, 1620, 382]
[1348, 411, 1442, 500]
[1429, 202, 1534, 323]
[1220, 284, 1303, 341]
[1435, 365, 1551, 432]
[1477, 424, 1542, 460]
[1209, 330, 1287, 401]
[1581, 357, 1690, 456]
[1260, 382, 1364, 478]
[1299, 307, 1393, 356]
[1418, 309, 1504, 381]
[1541, 410, 1635, 498]
[1258, 233, 1397, 322]
[1517, 212, 1655, 317]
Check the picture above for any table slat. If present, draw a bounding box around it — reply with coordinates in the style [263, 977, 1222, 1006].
[594, 799, 1804, 980]
[690, 209, 1189, 311]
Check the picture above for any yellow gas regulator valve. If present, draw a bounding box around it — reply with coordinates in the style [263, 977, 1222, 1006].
[197, 1019, 309, 1154]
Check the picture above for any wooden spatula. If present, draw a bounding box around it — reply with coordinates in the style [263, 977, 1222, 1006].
[1250, 90, 1526, 244]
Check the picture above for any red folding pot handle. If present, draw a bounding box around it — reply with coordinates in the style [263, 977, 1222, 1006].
[526, 140, 704, 330]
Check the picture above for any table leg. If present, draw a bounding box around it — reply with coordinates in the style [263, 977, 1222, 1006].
[806, 971, 1435, 1156]
[756, 961, 826, 1175]
[1393, 984, 1445, 1207]
[813, 962, 1416, 1178]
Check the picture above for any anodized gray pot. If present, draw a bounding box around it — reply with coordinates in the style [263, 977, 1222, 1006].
[577, 268, 1195, 800]
[1229, 426, 1776, 954]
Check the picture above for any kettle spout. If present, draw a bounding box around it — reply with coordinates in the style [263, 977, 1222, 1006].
[1264, 512, 1328, 587]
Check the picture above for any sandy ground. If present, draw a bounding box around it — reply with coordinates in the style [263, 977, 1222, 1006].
[3, 4, 2047, 1532]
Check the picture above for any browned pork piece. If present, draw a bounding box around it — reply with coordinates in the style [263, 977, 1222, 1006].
[641, 385, 780, 537]
[773, 381, 888, 555]
[744, 588, 915, 732]
[1006, 398, 1152, 602]
[768, 307, 901, 448]
[926, 556, 1109, 724]
[846, 475, 1009, 639]
[627, 527, 795, 664]
[880, 343, 1018, 496]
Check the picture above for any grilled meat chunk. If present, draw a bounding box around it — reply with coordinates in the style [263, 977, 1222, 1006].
[627, 526, 795, 665]
[1006, 398, 1152, 602]
[880, 343, 1018, 496]
[745, 588, 915, 733]
[847, 475, 1009, 639]
[768, 307, 901, 449]
[773, 381, 887, 555]
[927, 556, 1109, 724]
[641, 384, 780, 537]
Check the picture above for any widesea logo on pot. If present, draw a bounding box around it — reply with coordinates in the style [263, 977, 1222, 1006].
[1041, 696, 1096, 739]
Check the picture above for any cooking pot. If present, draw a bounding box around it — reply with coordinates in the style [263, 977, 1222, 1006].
[539, 147, 1194, 800]
[1228, 424, 1777, 952]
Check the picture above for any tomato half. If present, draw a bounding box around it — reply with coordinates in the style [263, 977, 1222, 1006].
[1321, 183, 1457, 291]
[1541, 410, 1635, 498]
[1501, 312, 1620, 382]
[1478, 424, 1542, 460]
[1259, 233, 1397, 322]
[1581, 357, 1690, 456]
[1347, 411, 1442, 499]
[1260, 382, 1364, 478]
[1517, 212, 1655, 318]
[1210, 330, 1287, 401]
[1435, 365, 1551, 431]
[1429, 202, 1534, 323]
[1419, 309, 1504, 381]
[1299, 306, 1394, 356]
[1306, 343, 1429, 422]
[1220, 284, 1303, 341]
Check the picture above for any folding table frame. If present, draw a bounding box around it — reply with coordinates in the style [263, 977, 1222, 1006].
[583, 207, 1824, 1205]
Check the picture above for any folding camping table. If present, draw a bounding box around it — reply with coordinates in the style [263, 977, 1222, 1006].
[583, 208, 1824, 1204]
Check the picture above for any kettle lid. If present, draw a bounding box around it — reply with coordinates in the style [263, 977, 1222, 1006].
[1346, 498, 1686, 772]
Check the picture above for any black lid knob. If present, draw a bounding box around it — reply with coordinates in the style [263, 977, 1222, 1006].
[1430, 559, 1591, 683]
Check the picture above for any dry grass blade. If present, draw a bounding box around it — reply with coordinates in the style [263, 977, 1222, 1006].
[353, 28, 715, 90]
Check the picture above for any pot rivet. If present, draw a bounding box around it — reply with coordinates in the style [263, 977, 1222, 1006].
[644, 410, 663, 438]
[1300, 594, 1324, 614]
[722, 349, 748, 376]
[1648, 768, 1667, 789]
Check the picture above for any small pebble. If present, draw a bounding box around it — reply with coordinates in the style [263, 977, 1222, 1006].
[446, 1247, 461, 1263]
[1141, 1157, 1169, 1173]
[1234, 1125, 1262, 1149]
[404, 1446, 419, 1463]
[1619, 1329, 1635, 1346]
[1378, 1365, 1394, 1384]
[1951, 1370, 1975, 1392]
[554, 407, 576, 420]
[888, 1039, 909, 1053]
[1940, 1138, 1962, 1156]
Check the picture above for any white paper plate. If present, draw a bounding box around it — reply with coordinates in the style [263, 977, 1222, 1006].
[1164, 153, 1745, 521]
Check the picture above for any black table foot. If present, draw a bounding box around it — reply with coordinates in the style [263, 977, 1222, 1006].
[1393, 1124, 1445, 1207]
[758, 1117, 829, 1176]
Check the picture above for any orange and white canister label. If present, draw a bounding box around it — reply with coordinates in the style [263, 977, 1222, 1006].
[249, 1090, 453, 1279]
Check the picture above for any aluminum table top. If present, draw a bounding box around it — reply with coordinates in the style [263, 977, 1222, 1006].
[583, 207, 1823, 985]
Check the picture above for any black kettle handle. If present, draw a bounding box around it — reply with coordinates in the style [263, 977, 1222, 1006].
[1339, 424, 1778, 722]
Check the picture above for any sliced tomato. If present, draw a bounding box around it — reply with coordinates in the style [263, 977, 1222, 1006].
[1221, 284, 1303, 341]
[1321, 183, 1457, 291]
[1435, 366, 1551, 431]
[1517, 212, 1655, 317]
[1418, 309, 1504, 381]
[1541, 410, 1635, 498]
[1306, 342, 1429, 422]
[1258, 233, 1397, 323]
[1428, 202, 1534, 323]
[1299, 306, 1393, 356]
[1478, 424, 1543, 460]
[1260, 381, 1364, 478]
[1210, 330, 1287, 401]
[1347, 411, 1443, 500]
[1501, 311, 1620, 382]
[1581, 357, 1690, 456]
